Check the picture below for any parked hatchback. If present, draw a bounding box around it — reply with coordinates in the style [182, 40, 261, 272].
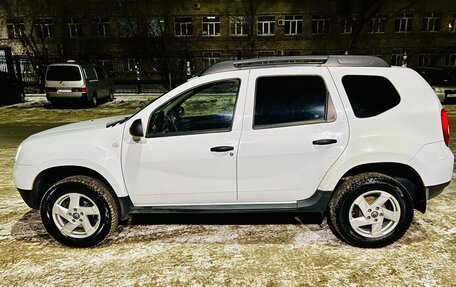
[45, 61, 114, 107]
[414, 67, 456, 103]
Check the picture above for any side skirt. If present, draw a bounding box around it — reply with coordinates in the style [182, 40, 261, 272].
[118, 190, 332, 220]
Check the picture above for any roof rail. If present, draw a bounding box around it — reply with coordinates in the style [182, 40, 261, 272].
[233, 56, 329, 67]
[199, 55, 390, 76]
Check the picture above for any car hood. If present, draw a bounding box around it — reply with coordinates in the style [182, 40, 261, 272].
[32, 115, 130, 137]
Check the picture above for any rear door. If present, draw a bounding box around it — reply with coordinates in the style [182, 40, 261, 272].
[45, 64, 83, 95]
[237, 67, 349, 203]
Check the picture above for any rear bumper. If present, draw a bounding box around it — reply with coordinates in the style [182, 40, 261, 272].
[408, 142, 454, 187]
[425, 181, 450, 200]
[46, 92, 87, 103]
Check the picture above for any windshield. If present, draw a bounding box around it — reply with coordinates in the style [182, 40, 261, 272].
[46, 66, 81, 81]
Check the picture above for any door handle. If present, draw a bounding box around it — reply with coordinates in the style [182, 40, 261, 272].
[210, 146, 234, 152]
[312, 139, 338, 145]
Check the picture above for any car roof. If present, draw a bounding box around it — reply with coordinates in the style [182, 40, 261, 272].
[199, 55, 390, 76]
[48, 61, 99, 68]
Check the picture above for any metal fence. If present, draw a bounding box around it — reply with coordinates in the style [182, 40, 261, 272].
[0, 54, 172, 93]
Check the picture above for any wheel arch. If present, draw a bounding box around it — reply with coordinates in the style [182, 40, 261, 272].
[332, 162, 426, 213]
[32, 166, 123, 213]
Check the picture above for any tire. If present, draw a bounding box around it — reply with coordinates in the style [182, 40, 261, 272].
[90, 94, 98, 107]
[108, 90, 114, 102]
[50, 100, 60, 108]
[327, 172, 413, 248]
[40, 175, 119, 247]
[18, 91, 25, 103]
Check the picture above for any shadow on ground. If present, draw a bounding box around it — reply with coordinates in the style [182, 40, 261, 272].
[11, 209, 329, 246]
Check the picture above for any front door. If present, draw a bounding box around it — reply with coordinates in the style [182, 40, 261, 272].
[122, 74, 248, 206]
[237, 67, 349, 203]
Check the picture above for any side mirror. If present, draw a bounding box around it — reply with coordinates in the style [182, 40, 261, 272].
[129, 119, 143, 138]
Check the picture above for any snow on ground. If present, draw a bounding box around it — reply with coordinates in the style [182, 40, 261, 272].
[0, 96, 455, 286]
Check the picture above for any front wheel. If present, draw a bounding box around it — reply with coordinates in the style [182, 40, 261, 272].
[327, 173, 414, 248]
[40, 176, 119, 247]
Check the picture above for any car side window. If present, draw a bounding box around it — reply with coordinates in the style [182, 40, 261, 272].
[95, 67, 106, 79]
[254, 76, 328, 128]
[84, 68, 98, 81]
[342, 75, 400, 118]
[147, 79, 240, 137]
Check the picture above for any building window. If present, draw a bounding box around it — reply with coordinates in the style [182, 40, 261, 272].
[312, 15, 330, 34]
[94, 17, 110, 37]
[445, 54, 456, 66]
[284, 50, 302, 56]
[35, 18, 54, 38]
[257, 51, 275, 57]
[449, 14, 456, 32]
[6, 18, 25, 39]
[149, 57, 164, 72]
[97, 60, 114, 72]
[284, 16, 303, 35]
[230, 16, 247, 36]
[418, 51, 436, 66]
[175, 17, 193, 36]
[395, 13, 413, 33]
[20, 59, 34, 74]
[257, 16, 275, 36]
[67, 17, 82, 37]
[147, 17, 164, 37]
[370, 13, 386, 33]
[422, 13, 441, 32]
[119, 17, 138, 37]
[122, 58, 137, 72]
[342, 18, 356, 34]
[391, 49, 404, 66]
[202, 52, 221, 69]
[202, 16, 220, 36]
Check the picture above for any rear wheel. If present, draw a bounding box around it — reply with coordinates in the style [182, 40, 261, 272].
[108, 90, 114, 102]
[327, 173, 413, 248]
[40, 175, 119, 247]
[90, 94, 98, 107]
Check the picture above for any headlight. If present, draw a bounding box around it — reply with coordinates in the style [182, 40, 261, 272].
[15, 145, 22, 163]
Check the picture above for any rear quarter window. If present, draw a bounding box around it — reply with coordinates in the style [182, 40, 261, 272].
[84, 67, 98, 81]
[46, 66, 81, 81]
[342, 75, 400, 118]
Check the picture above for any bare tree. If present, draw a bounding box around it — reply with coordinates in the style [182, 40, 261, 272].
[243, 0, 259, 58]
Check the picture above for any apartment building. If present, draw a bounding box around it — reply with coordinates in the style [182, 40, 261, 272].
[0, 0, 455, 85]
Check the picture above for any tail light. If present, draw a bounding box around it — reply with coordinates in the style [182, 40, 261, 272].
[45, 87, 57, 92]
[71, 85, 87, 93]
[441, 109, 450, 146]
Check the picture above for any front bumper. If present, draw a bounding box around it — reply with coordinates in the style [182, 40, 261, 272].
[13, 163, 41, 209]
[17, 188, 39, 209]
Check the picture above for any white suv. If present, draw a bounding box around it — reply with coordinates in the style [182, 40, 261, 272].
[13, 56, 453, 248]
